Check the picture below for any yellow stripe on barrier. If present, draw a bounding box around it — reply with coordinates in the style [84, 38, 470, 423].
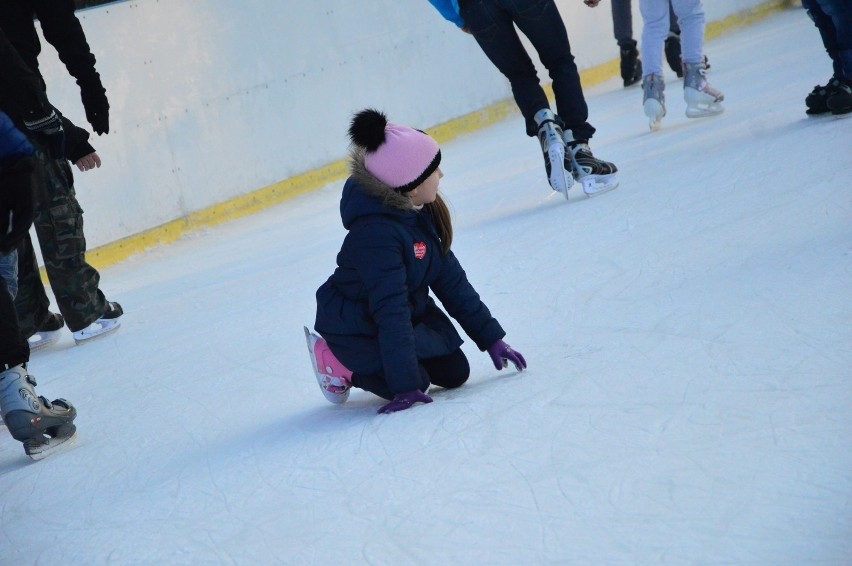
[68, 0, 794, 275]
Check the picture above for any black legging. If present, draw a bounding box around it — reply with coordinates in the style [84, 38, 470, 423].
[352, 348, 471, 400]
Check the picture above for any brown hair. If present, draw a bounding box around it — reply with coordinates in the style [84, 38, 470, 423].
[425, 193, 453, 255]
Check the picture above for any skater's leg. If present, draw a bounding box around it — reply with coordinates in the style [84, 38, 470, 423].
[0, 266, 29, 369]
[13, 235, 51, 339]
[28, 150, 108, 332]
[421, 349, 470, 390]
[459, 0, 551, 136]
[668, 0, 681, 34]
[670, 0, 705, 65]
[640, 0, 671, 78]
[611, 0, 635, 44]
[512, 0, 595, 140]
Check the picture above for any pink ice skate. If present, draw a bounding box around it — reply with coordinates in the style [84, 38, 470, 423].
[304, 327, 352, 404]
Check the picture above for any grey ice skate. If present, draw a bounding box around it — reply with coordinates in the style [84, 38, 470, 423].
[683, 62, 724, 118]
[0, 364, 77, 460]
[534, 109, 572, 197]
[642, 74, 666, 131]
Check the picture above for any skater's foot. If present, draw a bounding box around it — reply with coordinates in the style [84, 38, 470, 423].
[619, 40, 642, 88]
[28, 312, 65, 352]
[642, 74, 666, 131]
[73, 301, 123, 344]
[304, 327, 352, 404]
[565, 141, 619, 196]
[534, 109, 572, 197]
[805, 77, 841, 115]
[0, 364, 77, 460]
[664, 32, 683, 78]
[826, 79, 852, 115]
[683, 62, 724, 118]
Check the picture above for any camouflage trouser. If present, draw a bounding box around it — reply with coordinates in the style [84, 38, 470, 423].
[14, 148, 107, 336]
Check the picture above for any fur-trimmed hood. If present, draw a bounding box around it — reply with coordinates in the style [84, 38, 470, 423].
[340, 147, 417, 230]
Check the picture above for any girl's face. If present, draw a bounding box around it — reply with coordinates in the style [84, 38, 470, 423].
[409, 168, 443, 206]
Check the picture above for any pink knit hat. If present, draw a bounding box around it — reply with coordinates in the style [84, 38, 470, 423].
[349, 109, 441, 193]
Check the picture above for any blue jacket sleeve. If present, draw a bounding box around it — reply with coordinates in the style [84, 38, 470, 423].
[430, 250, 505, 351]
[0, 112, 34, 165]
[427, 0, 465, 28]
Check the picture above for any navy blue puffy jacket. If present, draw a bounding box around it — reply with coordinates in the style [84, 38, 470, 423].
[315, 167, 504, 395]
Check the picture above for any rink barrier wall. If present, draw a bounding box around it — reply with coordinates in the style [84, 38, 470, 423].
[68, 0, 796, 273]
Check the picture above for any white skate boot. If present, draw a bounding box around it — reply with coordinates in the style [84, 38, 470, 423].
[0, 364, 77, 460]
[533, 109, 572, 197]
[72, 301, 123, 344]
[642, 74, 666, 131]
[683, 62, 724, 118]
[28, 312, 65, 353]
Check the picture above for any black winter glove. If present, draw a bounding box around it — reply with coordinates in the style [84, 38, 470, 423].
[81, 85, 110, 135]
[0, 156, 36, 255]
[24, 110, 66, 160]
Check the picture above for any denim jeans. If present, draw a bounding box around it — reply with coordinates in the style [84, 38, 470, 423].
[459, 0, 595, 140]
[640, 0, 705, 76]
[802, 0, 852, 80]
[0, 251, 28, 367]
[612, 0, 678, 45]
[0, 250, 18, 299]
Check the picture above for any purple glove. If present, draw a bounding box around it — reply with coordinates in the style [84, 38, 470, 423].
[377, 390, 433, 414]
[487, 340, 527, 371]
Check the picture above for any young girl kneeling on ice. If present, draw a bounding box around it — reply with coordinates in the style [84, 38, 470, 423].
[306, 109, 526, 414]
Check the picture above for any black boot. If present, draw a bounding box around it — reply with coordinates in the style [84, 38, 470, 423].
[806, 77, 843, 115]
[619, 40, 642, 87]
[826, 79, 852, 115]
[665, 33, 683, 78]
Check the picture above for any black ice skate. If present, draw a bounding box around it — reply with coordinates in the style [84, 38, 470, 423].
[564, 139, 619, 196]
[619, 40, 642, 88]
[0, 364, 77, 460]
[826, 79, 852, 115]
[665, 32, 684, 78]
[534, 109, 572, 197]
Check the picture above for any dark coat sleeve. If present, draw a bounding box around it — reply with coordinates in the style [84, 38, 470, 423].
[0, 27, 53, 127]
[430, 250, 505, 351]
[60, 114, 95, 162]
[32, 0, 105, 96]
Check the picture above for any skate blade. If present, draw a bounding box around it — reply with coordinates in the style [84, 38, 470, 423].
[73, 319, 121, 345]
[28, 330, 63, 353]
[547, 144, 572, 198]
[581, 174, 620, 196]
[27, 429, 78, 461]
[685, 104, 724, 118]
